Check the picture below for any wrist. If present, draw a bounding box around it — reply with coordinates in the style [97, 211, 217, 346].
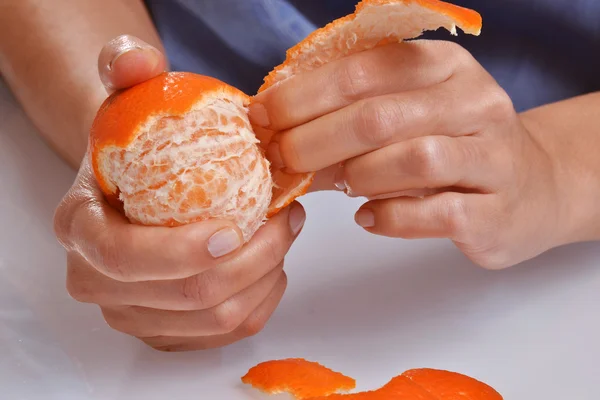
[53, 82, 106, 169]
[520, 105, 600, 246]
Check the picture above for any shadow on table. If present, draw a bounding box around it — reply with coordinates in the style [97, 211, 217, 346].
[277, 240, 599, 338]
[125, 235, 599, 371]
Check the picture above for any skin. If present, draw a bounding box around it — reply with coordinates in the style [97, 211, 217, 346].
[0, 0, 165, 168]
[3, 1, 599, 350]
[250, 40, 600, 269]
[1, 1, 305, 351]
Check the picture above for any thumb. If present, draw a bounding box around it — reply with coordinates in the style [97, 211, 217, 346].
[98, 34, 168, 93]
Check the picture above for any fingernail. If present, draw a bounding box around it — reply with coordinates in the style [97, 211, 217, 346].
[288, 204, 306, 235]
[266, 141, 284, 168]
[248, 103, 270, 128]
[108, 45, 140, 71]
[207, 228, 242, 258]
[355, 209, 375, 228]
[110, 46, 161, 72]
[101, 45, 162, 91]
[333, 165, 347, 191]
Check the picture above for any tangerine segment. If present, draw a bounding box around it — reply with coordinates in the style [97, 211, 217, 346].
[402, 368, 503, 399]
[241, 358, 356, 399]
[258, 0, 482, 92]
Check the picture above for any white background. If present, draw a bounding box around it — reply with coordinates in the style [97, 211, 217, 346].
[1, 80, 599, 399]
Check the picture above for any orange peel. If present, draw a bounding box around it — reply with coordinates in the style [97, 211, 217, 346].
[241, 358, 356, 399]
[241, 359, 502, 400]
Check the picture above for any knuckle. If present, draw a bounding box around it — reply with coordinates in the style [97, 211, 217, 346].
[180, 273, 221, 309]
[408, 137, 447, 180]
[278, 134, 303, 172]
[443, 41, 475, 67]
[469, 248, 512, 270]
[65, 272, 93, 303]
[52, 201, 71, 248]
[241, 316, 267, 337]
[101, 308, 130, 335]
[443, 195, 470, 238]
[354, 99, 401, 147]
[258, 235, 285, 267]
[212, 301, 244, 334]
[487, 88, 515, 122]
[52, 191, 82, 249]
[335, 56, 374, 101]
[65, 253, 98, 303]
[96, 232, 132, 281]
[387, 204, 410, 236]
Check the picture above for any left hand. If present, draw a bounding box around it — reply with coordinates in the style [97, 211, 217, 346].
[250, 40, 564, 269]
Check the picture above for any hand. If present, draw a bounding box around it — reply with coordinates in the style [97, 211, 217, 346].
[54, 35, 306, 351]
[250, 40, 565, 269]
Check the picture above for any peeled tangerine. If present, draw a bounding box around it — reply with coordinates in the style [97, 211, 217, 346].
[89, 0, 482, 241]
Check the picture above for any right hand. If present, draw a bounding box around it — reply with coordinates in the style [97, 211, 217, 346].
[53, 35, 306, 352]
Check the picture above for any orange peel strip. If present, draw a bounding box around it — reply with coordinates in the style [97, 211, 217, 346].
[401, 368, 504, 399]
[242, 360, 503, 400]
[304, 369, 503, 399]
[305, 375, 437, 400]
[259, 0, 482, 93]
[241, 358, 356, 399]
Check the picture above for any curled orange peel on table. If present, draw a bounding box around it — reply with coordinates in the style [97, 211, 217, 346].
[241, 359, 503, 400]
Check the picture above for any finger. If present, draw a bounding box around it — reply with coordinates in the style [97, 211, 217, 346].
[55, 157, 245, 282]
[66, 203, 304, 310]
[139, 272, 287, 351]
[249, 40, 458, 131]
[340, 136, 497, 198]
[273, 70, 508, 174]
[306, 164, 343, 193]
[355, 192, 485, 242]
[98, 34, 167, 93]
[65, 196, 245, 282]
[101, 267, 285, 338]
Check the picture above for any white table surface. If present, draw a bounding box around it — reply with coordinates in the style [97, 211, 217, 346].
[1, 79, 599, 400]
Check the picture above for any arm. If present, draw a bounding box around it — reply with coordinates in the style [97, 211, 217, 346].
[521, 92, 600, 245]
[0, 0, 164, 168]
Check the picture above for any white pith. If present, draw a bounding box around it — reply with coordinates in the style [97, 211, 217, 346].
[269, 2, 472, 85]
[99, 90, 272, 241]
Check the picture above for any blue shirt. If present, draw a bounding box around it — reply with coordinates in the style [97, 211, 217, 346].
[143, 0, 600, 112]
